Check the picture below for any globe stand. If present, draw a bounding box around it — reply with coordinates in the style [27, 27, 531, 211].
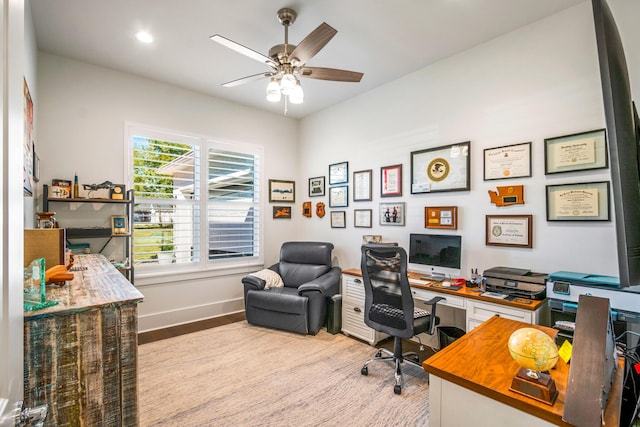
[509, 368, 558, 405]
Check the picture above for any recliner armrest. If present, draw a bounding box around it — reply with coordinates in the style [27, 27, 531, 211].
[297, 267, 341, 296]
[241, 274, 266, 291]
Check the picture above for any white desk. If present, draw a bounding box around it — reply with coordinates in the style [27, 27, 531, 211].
[341, 269, 549, 345]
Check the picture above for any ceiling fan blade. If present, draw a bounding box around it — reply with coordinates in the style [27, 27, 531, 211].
[289, 23, 337, 66]
[222, 72, 275, 87]
[210, 34, 278, 68]
[300, 67, 363, 82]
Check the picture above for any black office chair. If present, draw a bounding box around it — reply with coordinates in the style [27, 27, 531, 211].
[360, 244, 444, 394]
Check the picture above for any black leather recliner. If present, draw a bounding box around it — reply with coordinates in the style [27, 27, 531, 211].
[242, 241, 341, 335]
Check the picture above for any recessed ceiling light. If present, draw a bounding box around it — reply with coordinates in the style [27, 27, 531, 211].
[136, 31, 153, 43]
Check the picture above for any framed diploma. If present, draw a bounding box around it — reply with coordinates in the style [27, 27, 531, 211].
[544, 129, 608, 174]
[354, 209, 373, 228]
[329, 185, 348, 208]
[329, 161, 348, 185]
[411, 141, 470, 194]
[308, 176, 325, 197]
[485, 215, 532, 248]
[269, 179, 295, 203]
[545, 181, 610, 221]
[330, 211, 346, 228]
[381, 164, 402, 197]
[353, 169, 372, 201]
[483, 142, 532, 180]
[425, 206, 458, 230]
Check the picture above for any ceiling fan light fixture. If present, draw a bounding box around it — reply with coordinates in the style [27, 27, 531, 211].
[266, 78, 281, 102]
[280, 73, 296, 95]
[289, 82, 304, 104]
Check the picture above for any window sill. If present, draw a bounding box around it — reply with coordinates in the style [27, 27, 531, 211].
[134, 261, 265, 286]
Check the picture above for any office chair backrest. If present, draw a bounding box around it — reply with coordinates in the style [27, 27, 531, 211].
[361, 244, 415, 339]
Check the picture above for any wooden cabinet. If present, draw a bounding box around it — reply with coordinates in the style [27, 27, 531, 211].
[23, 254, 143, 426]
[341, 273, 387, 345]
[43, 184, 135, 284]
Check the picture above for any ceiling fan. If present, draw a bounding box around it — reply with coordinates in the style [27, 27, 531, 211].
[210, 7, 364, 107]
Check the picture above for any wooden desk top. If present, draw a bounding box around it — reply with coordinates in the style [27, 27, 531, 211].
[24, 254, 144, 319]
[423, 316, 622, 426]
[342, 268, 545, 311]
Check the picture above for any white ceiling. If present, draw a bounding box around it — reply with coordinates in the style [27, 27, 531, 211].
[30, 0, 586, 119]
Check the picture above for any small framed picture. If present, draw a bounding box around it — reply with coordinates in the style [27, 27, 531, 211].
[111, 215, 128, 235]
[381, 164, 402, 197]
[354, 209, 373, 228]
[329, 185, 348, 208]
[330, 211, 346, 228]
[544, 129, 607, 175]
[545, 181, 610, 221]
[353, 169, 372, 201]
[411, 141, 470, 194]
[425, 206, 458, 229]
[269, 179, 295, 203]
[485, 214, 532, 248]
[329, 161, 348, 185]
[273, 206, 292, 219]
[379, 202, 405, 226]
[308, 176, 325, 197]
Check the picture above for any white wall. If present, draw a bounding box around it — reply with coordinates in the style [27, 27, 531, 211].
[36, 53, 299, 331]
[298, 1, 639, 279]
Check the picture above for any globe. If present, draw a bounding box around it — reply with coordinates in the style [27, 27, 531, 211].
[508, 327, 559, 374]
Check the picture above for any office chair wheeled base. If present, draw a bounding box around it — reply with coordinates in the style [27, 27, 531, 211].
[360, 342, 422, 395]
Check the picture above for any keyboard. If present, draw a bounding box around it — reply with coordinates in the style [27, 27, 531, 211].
[481, 291, 508, 299]
[408, 278, 430, 286]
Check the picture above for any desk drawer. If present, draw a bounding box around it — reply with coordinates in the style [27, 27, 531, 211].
[467, 300, 533, 323]
[412, 288, 466, 310]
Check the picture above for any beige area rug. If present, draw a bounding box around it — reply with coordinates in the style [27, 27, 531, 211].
[138, 321, 430, 427]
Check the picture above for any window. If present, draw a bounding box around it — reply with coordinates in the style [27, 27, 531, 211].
[127, 124, 261, 271]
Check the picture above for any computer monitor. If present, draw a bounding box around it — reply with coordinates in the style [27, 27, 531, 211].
[408, 233, 461, 279]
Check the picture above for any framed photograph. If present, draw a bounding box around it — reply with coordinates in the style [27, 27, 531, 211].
[483, 142, 532, 180]
[329, 161, 348, 185]
[381, 164, 402, 197]
[485, 215, 532, 248]
[111, 215, 128, 235]
[544, 129, 608, 174]
[379, 202, 405, 226]
[353, 169, 372, 201]
[545, 181, 610, 221]
[273, 206, 292, 219]
[329, 185, 348, 208]
[425, 206, 458, 230]
[411, 141, 471, 194]
[354, 209, 373, 228]
[308, 176, 325, 197]
[330, 211, 346, 228]
[23, 79, 34, 196]
[269, 179, 295, 203]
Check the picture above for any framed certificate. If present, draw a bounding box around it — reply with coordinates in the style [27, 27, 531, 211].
[545, 181, 610, 221]
[411, 141, 470, 194]
[381, 164, 402, 197]
[544, 129, 608, 174]
[329, 161, 348, 185]
[330, 211, 346, 228]
[354, 209, 373, 228]
[329, 185, 348, 208]
[483, 142, 532, 180]
[353, 169, 372, 201]
[485, 215, 532, 248]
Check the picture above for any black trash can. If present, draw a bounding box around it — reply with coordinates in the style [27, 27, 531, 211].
[326, 294, 342, 334]
[437, 326, 465, 349]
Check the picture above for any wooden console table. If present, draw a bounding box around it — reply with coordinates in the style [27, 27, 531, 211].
[423, 316, 622, 426]
[24, 254, 144, 426]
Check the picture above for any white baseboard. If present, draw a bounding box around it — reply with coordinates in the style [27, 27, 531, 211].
[138, 298, 245, 333]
